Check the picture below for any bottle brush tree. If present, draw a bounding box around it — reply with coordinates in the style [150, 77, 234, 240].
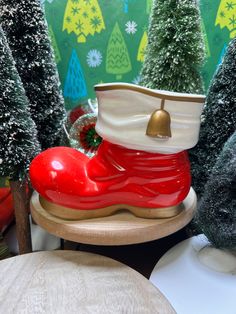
[0, 0, 66, 150]
[0, 25, 41, 254]
[196, 131, 236, 250]
[140, 0, 205, 94]
[189, 37, 236, 196]
[0, 26, 40, 181]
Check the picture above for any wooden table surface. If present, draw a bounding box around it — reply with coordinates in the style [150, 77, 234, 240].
[30, 188, 196, 245]
[0, 250, 175, 314]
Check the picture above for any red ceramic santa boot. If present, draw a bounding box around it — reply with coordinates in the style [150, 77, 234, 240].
[30, 83, 205, 220]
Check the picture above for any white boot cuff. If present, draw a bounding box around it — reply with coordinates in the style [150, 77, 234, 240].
[95, 83, 205, 154]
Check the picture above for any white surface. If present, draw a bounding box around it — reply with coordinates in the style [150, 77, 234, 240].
[95, 83, 204, 153]
[150, 235, 236, 314]
[4, 216, 60, 254]
[198, 246, 236, 273]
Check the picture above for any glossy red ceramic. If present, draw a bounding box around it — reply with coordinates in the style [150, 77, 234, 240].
[30, 140, 191, 210]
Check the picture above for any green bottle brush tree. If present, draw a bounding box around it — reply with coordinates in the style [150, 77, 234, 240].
[140, 0, 205, 94]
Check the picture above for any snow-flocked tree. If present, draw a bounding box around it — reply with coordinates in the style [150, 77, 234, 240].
[189, 38, 236, 196]
[196, 131, 236, 250]
[48, 25, 62, 64]
[0, 0, 66, 150]
[140, 0, 205, 93]
[0, 25, 40, 181]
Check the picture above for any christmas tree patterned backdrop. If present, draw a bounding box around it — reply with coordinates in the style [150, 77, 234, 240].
[42, 0, 235, 110]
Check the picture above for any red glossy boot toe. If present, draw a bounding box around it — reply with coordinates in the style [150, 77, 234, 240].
[30, 141, 191, 220]
[30, 147, 90, 204]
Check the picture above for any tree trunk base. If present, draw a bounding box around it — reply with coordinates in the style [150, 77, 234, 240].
[10, 181, 32, 254]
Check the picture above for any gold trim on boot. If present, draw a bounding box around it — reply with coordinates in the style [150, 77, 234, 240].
[39, 196, 184, 220]
[95, 83, 205, 103]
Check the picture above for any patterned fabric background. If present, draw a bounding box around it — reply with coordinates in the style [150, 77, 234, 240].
[42, 0, 234, 110]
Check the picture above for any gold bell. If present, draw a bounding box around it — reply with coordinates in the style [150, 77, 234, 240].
[146, 99, 172, 139]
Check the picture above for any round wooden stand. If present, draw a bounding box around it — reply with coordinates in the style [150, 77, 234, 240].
[30, 188, 196, 245]
[0, 250, 175, 313]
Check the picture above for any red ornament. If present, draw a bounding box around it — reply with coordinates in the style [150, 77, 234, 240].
[69, 106, 88, 124]
[30, 140, 191, 212]
[0, 187, 14, 232]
